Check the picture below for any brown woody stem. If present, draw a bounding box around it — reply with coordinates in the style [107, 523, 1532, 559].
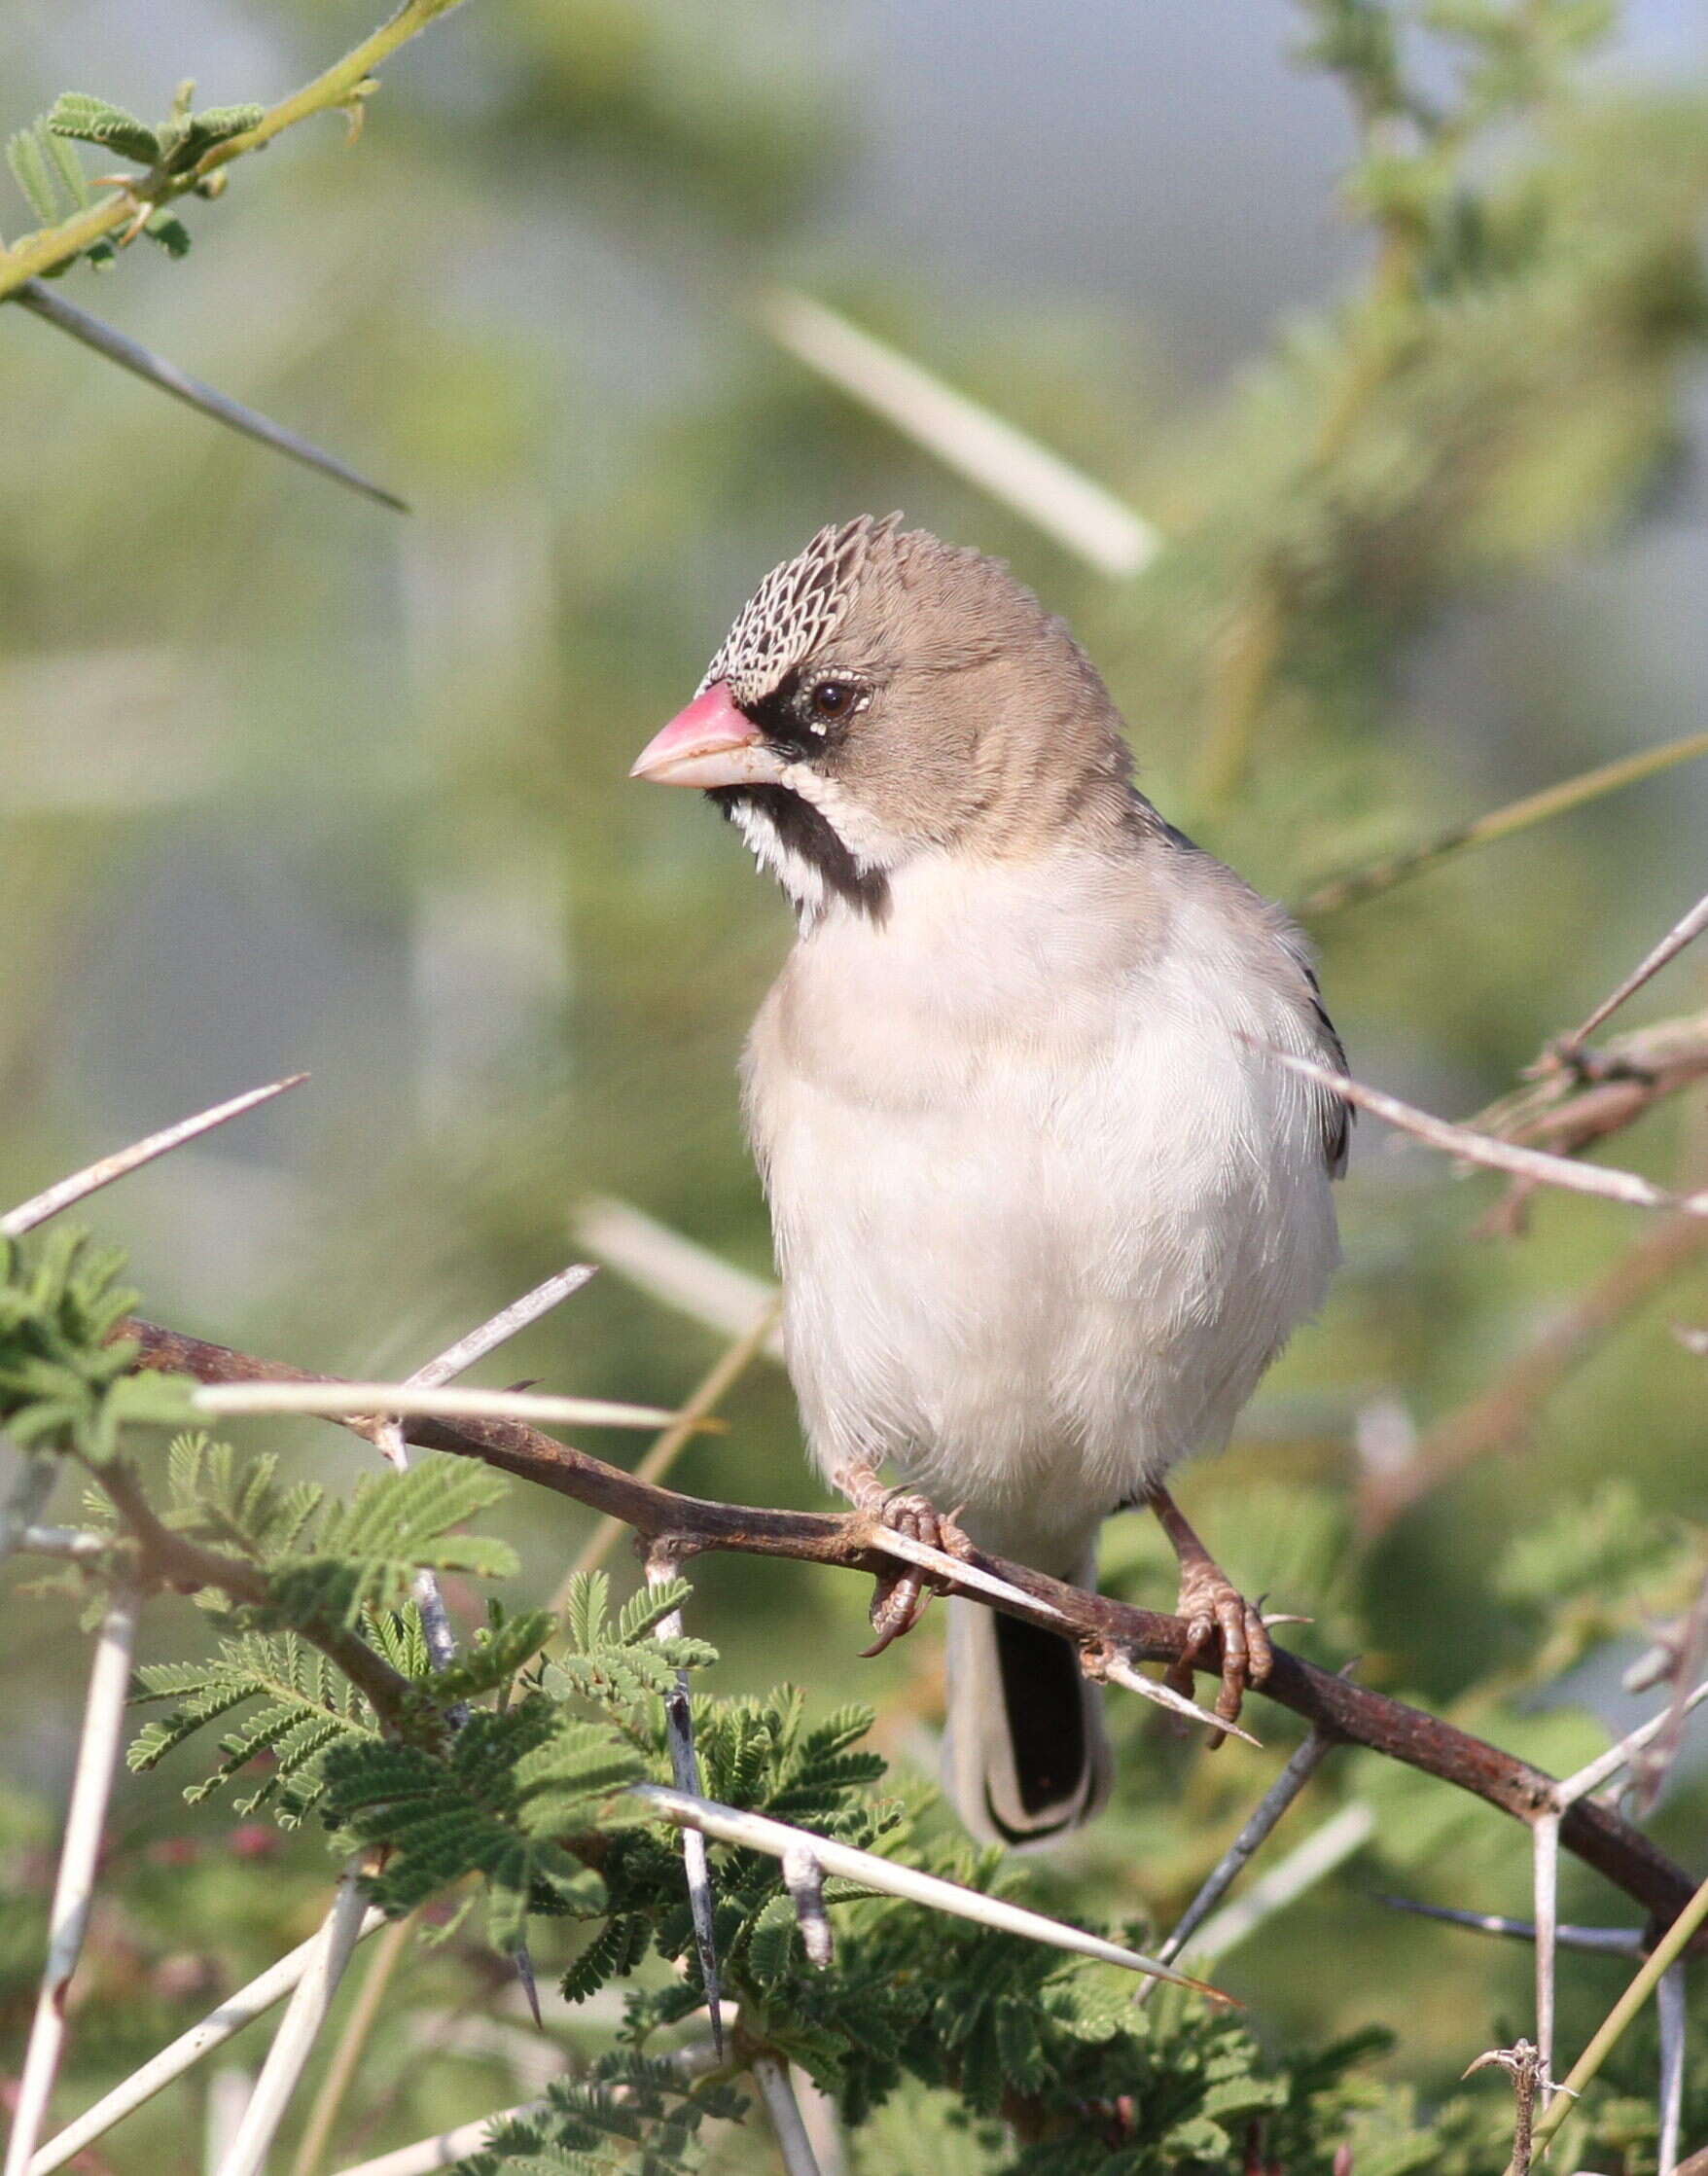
[120, 1314, 1702, 1931]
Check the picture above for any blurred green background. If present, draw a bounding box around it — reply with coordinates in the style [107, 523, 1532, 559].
[4, 1, 1708, 2167]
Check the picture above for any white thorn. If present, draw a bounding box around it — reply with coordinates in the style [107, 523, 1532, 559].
[30, 1908, 385, 2175]
[630, 1783, 1228, 1997]
[1100, 1654, 1263, 1748]
[2, 1076, 306, 1238]
[193, 1381, 678, 1430]
[5, 1585, 142, 2176]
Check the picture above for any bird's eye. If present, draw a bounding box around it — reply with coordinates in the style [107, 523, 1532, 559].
[807, 680, 853, 724]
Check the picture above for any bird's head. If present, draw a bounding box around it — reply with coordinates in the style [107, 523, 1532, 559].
[630, 516, 1133, 926]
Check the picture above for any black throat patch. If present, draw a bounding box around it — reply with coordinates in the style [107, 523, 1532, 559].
[708, 784, 890, 923]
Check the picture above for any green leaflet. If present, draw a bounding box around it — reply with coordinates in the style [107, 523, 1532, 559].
[321, 1699, 637, 1950]
[459, 2052, 747, 2176]
[128, 1629, 379, 1824]
[0, 1231, 191, 1463]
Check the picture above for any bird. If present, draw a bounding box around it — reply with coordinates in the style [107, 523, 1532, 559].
[629, 515, 1348, 1845]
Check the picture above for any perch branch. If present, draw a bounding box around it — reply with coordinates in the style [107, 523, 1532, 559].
[118, 1314, 1706, 1933]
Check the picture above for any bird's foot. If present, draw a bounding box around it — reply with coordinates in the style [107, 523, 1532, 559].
[836, 1466, 973, 1658]
[1167, 1558, 1273, 1747]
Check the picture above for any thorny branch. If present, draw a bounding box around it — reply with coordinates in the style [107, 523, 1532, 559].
[120, 1313, 1705, 1935]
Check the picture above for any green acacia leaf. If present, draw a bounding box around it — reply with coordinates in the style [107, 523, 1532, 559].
[47, 93, 160, 164]
[7, 127, 60, 223]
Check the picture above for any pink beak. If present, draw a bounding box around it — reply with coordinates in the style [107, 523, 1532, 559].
[629, 682, 777, 790]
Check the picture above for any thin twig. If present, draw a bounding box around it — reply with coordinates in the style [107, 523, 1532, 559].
[4, 1582, 142, 2176]
[630, 1783, 1229, 1996]
[29, 1909, 385, 2176]
[194, 1381, 679, 1429]
[1182, 1801, 1375, 1967]
[287, 1914, 415, 2176]
[1557, 888, 1708, 1055]
[215, 1867, 372, 2176]
[16, 281, 406, 510]
[1372, 1897, 1643, 1954]
[1468, 2041, 1549, 2176]
[121, 1312, 1708, 1935]
[1134, 1729, 1334, 2005]
[1, 1075, 306, 1238]
[1258, 1044, 1708, 1215]
[559, 1297, 780, 1596]
[1295, 730, 1708, 919]
[646, 1547, 723, 2058]
[751, 2051, 824, 2176]
[757, 289, 1159, 579]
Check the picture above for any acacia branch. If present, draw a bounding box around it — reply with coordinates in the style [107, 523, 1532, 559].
[120, 1314, 1704, 1933]
[0, 0, 471, 301]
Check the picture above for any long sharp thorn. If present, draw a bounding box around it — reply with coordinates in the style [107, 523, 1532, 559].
[14, 278, 409, 512]
[631, 1782, 1232, 1999]
[1253, 1042, 1708, 1215]
[1100, 1655, 1263, 1748]
[1532, 1812, 1559, 2081]
[193, 1381, 679, 1429]
[863, 1524, 1070, 1623]
[2, 1075, 307, 1238]
[1135, 1727, 1333, 2005]
[1658, 1961, 1687, 2176]
[646, 1553, 723, 2057]
[29, 1912, 386, 2176]
[5, 1585, 141, 2176]
[1558, 887, 1708, 1054]
[512, 1945, 543, 2031]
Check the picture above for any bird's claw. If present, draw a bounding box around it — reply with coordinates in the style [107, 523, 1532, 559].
[1166, 1562, 1274, 1750]
[855, 1486, 972, 1658]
